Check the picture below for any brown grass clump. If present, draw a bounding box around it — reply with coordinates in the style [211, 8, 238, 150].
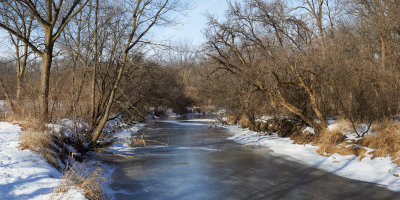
[19, 131, 61, 169]
[14, 118, 44, 132]
[315, 128, 367, 159]
[258, 121, 267, 133]
[226, 115, 239, 125]
[359, 121, 400, 165]
[370, 120, 398, 133]
[54, 162, 107, 200]
[290, 129, 314, 144]
[19, 131, 52, 151]
[315, 129, 346, 150]
[315, 128, 367, 158]
[239, 114, 251, 129]
[333, 119, 353, 132]
[317, 144, 367, 159]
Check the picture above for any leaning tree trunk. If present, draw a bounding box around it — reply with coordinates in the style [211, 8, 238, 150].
[89, 0, 99, 132]
[91, 52, 128, 143]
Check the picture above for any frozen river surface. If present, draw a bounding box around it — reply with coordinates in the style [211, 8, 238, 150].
[110, 120, 400, 200]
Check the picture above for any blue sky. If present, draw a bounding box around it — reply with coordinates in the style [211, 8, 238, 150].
[0, 0, 231, 58]
[154, 0, 230, 46]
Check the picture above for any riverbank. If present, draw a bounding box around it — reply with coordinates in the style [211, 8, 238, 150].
[0, 122, 86, 199]
[0, 119, 146, 200]
[3, 117, 399, 198]
[224, 123, 400, 192]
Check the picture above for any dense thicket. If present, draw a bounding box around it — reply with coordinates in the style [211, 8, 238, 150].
[183, 0, 400, 133]
[0, 0, 190, 148]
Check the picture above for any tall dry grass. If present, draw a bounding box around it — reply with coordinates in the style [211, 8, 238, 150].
[239, 114, 252, 128]
[19, 130, 61, 170]
[315, 122, 367, 159]
[359, 121, 400, 165]
[54, 162, 107, 200]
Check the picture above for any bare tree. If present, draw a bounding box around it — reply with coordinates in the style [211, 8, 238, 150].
[0, 0, 90, 124]
[354, 0, 400, 70]
[0, 1, 37, 116]
[205, 0, 330, 131]
[89, 0, 186, 144]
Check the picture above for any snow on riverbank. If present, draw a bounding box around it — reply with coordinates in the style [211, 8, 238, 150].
[225, 125, 400, 192]
[108, 123, 146, 155]
[0, 122, 86, 200]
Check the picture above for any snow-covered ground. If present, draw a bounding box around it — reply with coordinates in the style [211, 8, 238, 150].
[225, 124, 400, 192]
[0, 122, 86, 200]
[0, 120, 146, 200]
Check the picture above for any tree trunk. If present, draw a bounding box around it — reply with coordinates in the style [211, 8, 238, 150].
[275, 88, 315, 127]
[317, 16, 326, 59]
[380, 35, 386, 70]
[308, 90, 327, 131]
[0, 78, 16, 114]
[91, 52, 128, 143]
[89, 0, 99, 131]
[16, 43, 28, 113]
[39, 50, 53, 124]
[15, 74, 23, 116]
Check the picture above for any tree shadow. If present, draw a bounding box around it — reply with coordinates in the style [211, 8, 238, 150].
[243, 157, 400, 200]
[0, 172, 59, 200]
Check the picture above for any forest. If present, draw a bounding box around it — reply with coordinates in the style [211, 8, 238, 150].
[0, 0, 399, 199]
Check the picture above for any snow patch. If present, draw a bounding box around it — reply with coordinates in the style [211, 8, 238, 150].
[184, 119, 216, 122]
[0, 122, 86, 199]
[107, 123, 146, 155]
[226, 125, 400, 192]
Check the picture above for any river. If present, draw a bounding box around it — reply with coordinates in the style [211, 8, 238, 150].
[108, 119, 400, 200]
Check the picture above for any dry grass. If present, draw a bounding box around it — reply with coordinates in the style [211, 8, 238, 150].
[359, 121, 400, 165]
[226, 115, 239, 125]
[19, 131, 52, 151]
[332, 119, 353, 132]
[317, 143, 367, 159]
[14, 114, 109, 199]
[13, 118, 45, 132]
[315, 128, 367, 159]
[290, 129, 314, 144]
[19, 130, 61, 169]
[239, 114, 251, 128]
[54, 162, 107, 200]
[255, 121, 267, 133]
[131, 137, 147, 147]
[370, 119, 398, 133]
[315, 128, 346, 150]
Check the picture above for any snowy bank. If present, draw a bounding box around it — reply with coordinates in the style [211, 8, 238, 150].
[107, 123, 146, 155]
[226, 125, 400, 192]
[0, 122, 86, 200]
